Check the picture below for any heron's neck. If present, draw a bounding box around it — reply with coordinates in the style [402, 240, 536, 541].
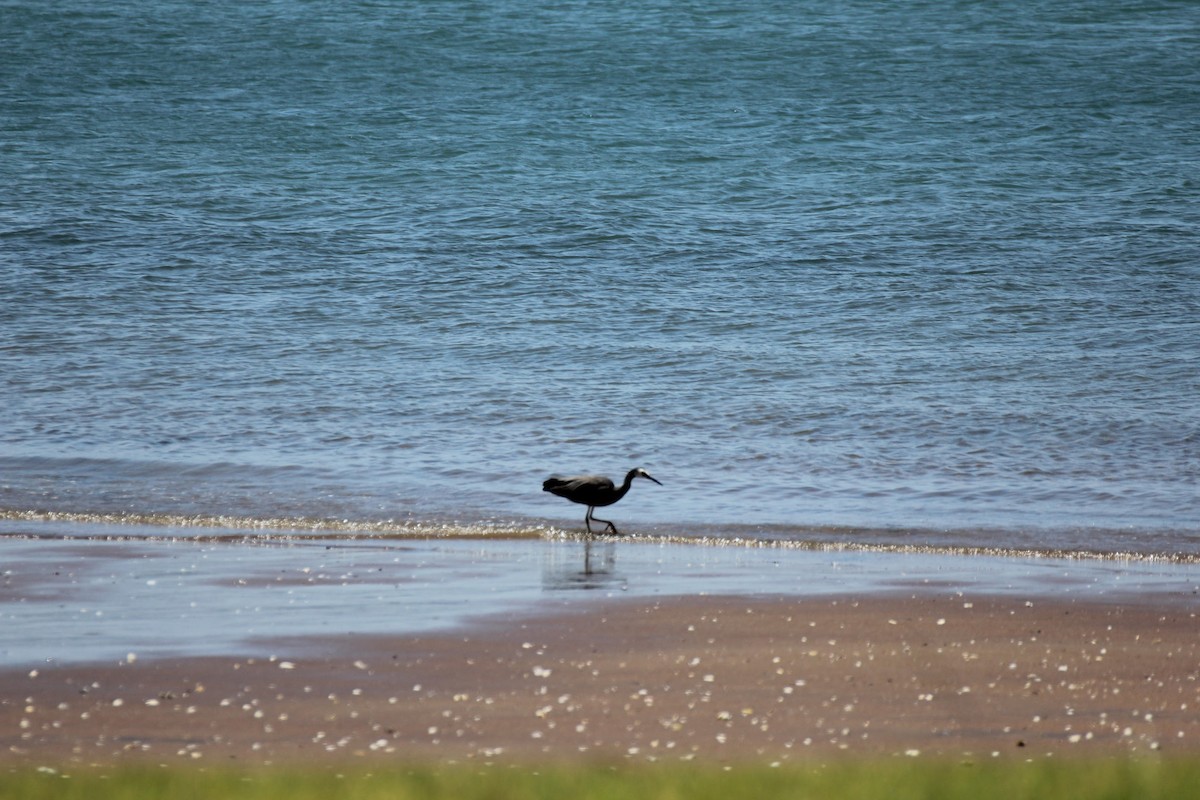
[617, 469, 639, 498]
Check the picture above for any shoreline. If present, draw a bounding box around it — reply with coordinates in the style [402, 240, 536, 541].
[5, 508, 1200, 564]
[4, 591, 1199, 766]
[4, 531, 1200, 767]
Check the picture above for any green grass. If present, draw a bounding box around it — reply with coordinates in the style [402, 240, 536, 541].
[3, 760, 1198, 800]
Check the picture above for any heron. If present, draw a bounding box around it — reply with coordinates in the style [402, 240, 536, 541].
[542, 467, 662, 536]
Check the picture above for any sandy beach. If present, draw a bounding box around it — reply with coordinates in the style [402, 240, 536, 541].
[5, 578, 1200, 767]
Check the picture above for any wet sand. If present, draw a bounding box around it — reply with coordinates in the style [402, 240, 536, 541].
[5, 590, 1200, 766]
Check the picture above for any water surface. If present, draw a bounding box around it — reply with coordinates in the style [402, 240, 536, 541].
[3, 0, 1198, 556]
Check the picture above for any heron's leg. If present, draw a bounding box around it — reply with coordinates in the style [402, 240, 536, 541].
[589, 512, 620, 536]
[584, 507, 595, 535]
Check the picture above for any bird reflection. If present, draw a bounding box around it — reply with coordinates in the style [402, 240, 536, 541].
[542, 539, 625, 591]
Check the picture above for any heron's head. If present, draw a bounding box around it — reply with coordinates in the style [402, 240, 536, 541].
[634, 468, 663, 486]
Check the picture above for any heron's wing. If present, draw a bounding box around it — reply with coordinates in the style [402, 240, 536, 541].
[543, 474, 614, 502]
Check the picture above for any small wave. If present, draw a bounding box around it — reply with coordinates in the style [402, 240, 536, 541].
[0, 508, 548, 542]
[578, 531, 1200, 565]
[4, 507, 1196, 564]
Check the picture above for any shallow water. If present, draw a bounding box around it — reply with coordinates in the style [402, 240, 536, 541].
[4, 528, 1200, 667]
[3, 1, 1198, 554]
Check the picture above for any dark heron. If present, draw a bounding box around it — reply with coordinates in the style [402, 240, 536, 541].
[542, 467, 662, 536]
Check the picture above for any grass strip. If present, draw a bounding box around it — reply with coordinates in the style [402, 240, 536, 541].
[3, 759, 1198, 800]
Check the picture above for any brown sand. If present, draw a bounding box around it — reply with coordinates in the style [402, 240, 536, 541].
[4, 591, 1199, 767]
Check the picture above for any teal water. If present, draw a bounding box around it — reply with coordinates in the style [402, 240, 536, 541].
[2, 1, 1198, 555]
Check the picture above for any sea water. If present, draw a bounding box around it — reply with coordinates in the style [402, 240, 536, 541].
[2, 0, 1198, 556]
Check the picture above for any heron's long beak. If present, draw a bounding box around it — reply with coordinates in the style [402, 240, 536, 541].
[644, 473, 663, 485]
